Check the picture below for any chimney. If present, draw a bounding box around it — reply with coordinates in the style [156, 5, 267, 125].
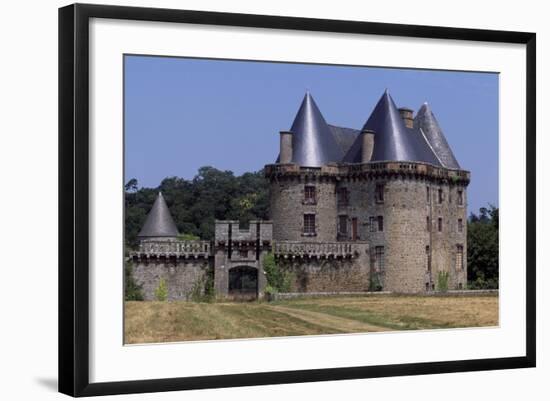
[360, 129, 375, 163]
[398, 107, 414, 128]
[279, 131, 293, 164]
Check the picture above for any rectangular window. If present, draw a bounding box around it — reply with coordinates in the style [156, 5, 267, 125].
[457, 189, 464, 206]
[303, 214, 316, 235]
[438, 188, 443, 204]
[426, 216, 431, 231]
[375, 246, 385, 272]
[426, 186, 431, 203]
[375, 183, 384, 203]
[239, 249, 248, 259]
[426, 245, 431, 272]
[438, 217, 443, 232]
[339, 215, 348, 235]
[458, 218, 463, 232]
[304, 185, 316, 204]
[456, 245, 464, 271]
[369, 216, 376, 232]
[377, 216, 384, 232]
[338, 187, 349, 206]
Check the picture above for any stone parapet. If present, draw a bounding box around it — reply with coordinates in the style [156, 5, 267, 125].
[130, 240, 211, 259]
[273, 240, 368, 259]
[265, 161, 470, 185]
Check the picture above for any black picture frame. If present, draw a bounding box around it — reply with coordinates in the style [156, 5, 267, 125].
[58, 3, 536, 397]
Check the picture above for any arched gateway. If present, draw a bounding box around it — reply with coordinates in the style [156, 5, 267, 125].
[228, 266, 259, 300]
[213, 220, 271, 299]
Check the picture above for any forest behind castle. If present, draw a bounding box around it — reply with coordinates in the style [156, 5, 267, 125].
[125, 166, 498, 289]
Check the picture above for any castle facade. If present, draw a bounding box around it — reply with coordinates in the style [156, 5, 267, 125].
[130, 90, 470, 299]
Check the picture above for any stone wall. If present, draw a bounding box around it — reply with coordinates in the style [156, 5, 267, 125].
[269, 169, 337, 242]
[277, 244, 370, 292]
[428, 182, 468, 290]
[266, 161, 470, 294]
[132, 259, 210, 301]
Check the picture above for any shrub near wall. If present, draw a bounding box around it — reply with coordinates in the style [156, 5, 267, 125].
[155, 278, 168, 301]
[124, 261, 143, 301]
[263, 252, 294, 298]
[437, 271, 449, 292]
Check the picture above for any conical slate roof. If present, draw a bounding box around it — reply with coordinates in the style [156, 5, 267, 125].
[343, 90, 441, 166]
[285, 92, 343, 167]
[137, 192, 179, 238]
[414, 103, 461, 169]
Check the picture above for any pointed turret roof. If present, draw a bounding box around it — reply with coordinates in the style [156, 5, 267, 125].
[285, 92, 343, 167]
[343, 90, 441, 166]
[137, 192, 179, 238]
[414, 102, 461, 169]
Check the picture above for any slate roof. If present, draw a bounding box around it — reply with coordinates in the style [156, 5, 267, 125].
[276, 90, 460, 168]
[328, 124, 360, 157]
[285, 92, 344, 167]
[414, 102, 461, 169]
[343, 90, 441, 166]
[137, 192, 179, 238]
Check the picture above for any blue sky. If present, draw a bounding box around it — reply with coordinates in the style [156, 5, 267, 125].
[124, 55, 499, 215]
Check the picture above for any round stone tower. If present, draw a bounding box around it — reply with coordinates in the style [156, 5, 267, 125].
[267, 164, 338, 242]
[266, 90, 470, 293]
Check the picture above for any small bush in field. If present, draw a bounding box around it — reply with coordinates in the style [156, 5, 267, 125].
[155, 277, 168, 301]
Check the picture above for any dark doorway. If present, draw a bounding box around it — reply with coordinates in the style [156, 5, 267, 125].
[228, 266, 258, 301]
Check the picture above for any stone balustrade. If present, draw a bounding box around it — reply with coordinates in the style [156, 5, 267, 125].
[131, 240, 211, 259]
[273, 241, 365, 259]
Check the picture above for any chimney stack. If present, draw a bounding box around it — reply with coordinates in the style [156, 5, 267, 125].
[360, 129, 375, 163]
[398, 107, 414, 128]
[279, 131, 294, 164]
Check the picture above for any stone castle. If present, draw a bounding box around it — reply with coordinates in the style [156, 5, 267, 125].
[130, 90, 470, 300]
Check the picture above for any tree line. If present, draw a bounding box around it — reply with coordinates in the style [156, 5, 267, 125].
[467, 204, 499, 289]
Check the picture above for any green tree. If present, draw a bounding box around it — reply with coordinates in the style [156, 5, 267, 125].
[468, 205, 499, 289]
[125, 178, 138, 192]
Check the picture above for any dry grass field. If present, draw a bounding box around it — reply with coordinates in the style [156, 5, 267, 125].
[124, 294, 499, 344]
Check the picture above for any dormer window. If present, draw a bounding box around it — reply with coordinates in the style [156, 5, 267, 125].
[304, 185, 316, 204]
